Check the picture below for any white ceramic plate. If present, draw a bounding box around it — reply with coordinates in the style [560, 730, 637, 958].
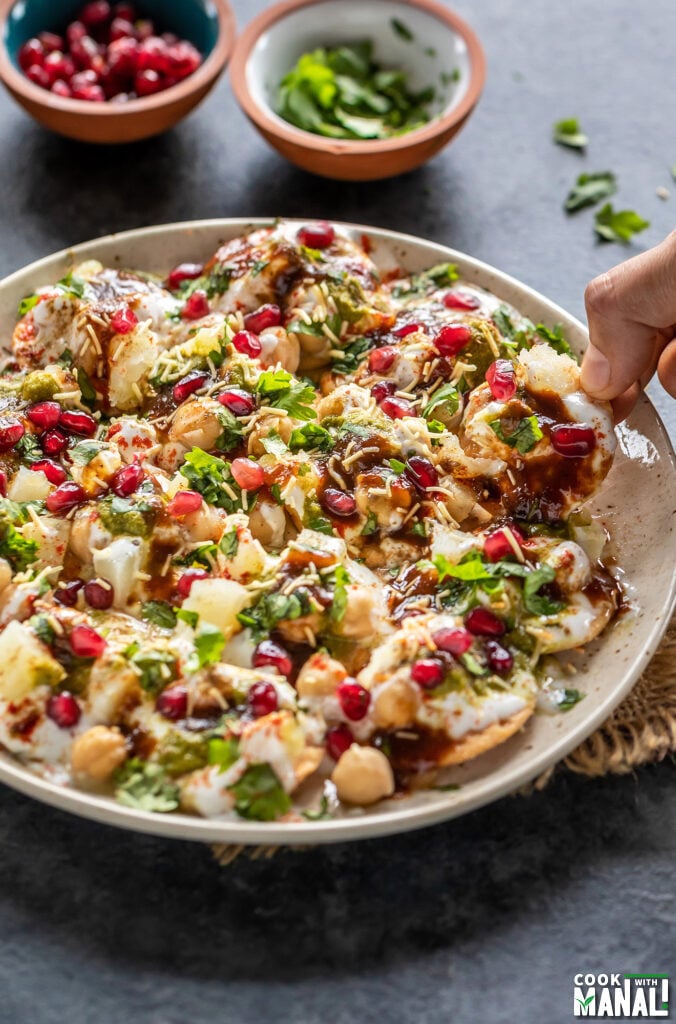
[0, 219, 674, 845]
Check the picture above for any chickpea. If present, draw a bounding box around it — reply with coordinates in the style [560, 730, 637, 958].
[338, 585, 379, 640]
[247, 414, 293, 458]
[296, 653, 347, 698]
[331, 745, 395, 805]
[355, 472, 415, 535]
[247, 499, 287, 549]
[71, 726, 128, 781]
[259, 327, 300, 373]
[0, 558, 12, 593]
[372, 678, 420, 730]
[169, 398, 223, 452]
[316, 390, 346, 420]
[69, 507, 110, 565]
[180, 504, 227, 544]
[276, 611, 323, 646]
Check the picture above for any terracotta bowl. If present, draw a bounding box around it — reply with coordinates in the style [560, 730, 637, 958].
[230, 0, 486, 181]
[0, 0, 236, 144]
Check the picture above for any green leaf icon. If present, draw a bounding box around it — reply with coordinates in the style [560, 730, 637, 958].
[576, 996, 594, 1008]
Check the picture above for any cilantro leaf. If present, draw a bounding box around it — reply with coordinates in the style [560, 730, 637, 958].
[69, 440, 107, 465]
[490, 415, 543, 454]
[181, 448, 245, 512]
[208, 736, 240, 771]
[115, 759, 180, 813]
[219, 529, 239, 558]
[260, 430, 289, 458]
[523, 565, 565, 615]
[534, 323, 575, 359]
[15, 432, 43, 465]
[17, 294, 40, 317]
[557, 688, 585, 711]
[0, 498, 38, 571]
[302, 794, 332, 820]
[393, 262, 459, 298]
[214, 407, 244, 453]
[130, 648, 178, 696]
[388, 458, 405, 474]
[288, 422, 332, 452]
[391, 17, 414, 41]
[255, 369, 317, 421]
[361, 510, 378, 536]
[594, 203, 650, 243]
[553, 117, 588, 149]
[238, 590, 313, 638]
[434, 552, 492, 582]
[423, 382, 460, 419]
[331, 336, 371, 374]
[57, 272, 87, 300]
[230, 763, 291, 821]
[193, 623, 226, 669]
[565, 171, 617, 213]
[77, 367, 97, 408]
[329, 565, 350, 623]
[141, 601, 177, 629]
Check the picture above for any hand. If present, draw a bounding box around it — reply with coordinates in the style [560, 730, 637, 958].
[581, 229, 676, 420]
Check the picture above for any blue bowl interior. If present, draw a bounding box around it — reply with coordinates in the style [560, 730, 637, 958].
[4, 0, 219, 66]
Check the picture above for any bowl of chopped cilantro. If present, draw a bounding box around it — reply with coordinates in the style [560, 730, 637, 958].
[230, 0, 485, 180]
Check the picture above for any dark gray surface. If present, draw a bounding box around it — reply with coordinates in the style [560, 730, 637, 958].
[0, 1, 674, 1022]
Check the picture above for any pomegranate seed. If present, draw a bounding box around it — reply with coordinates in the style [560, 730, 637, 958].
[433, 323, 472, 357]
[217, 388, 255, 416]
[248, 681, 279, 718]
[84, 579, 114, 609]
[181, 289, 210, 320]
[326, 724, 353, 760]
[137, 36, 169, 74]
[405, 456, 438, 493]
[54, 579, 84, 607]
[107, 35, 138, 75]
[297, 222, 335, 249]
[28, 401, 61, 431]
[26, 64, 51, 88]
[321, 488, 356, 518]
[46, 692, 81, 729]
[0, 418, 24, 452]
[46, 481, 86, 514]
[433, 627, 473, 656]
[368, 346, 397, 374]
[550, 423, 596, 457]
[156, 684, 187, 721]
[371, 380, 396, 404]
[411, 658, 444, 689]
[393, 322, 421, 338]
[80, 2, 112, 29]
[252, 640, 293, 677]
[51, 80, 73, 97]
[465, 607, 505, 636]
[69, 623, 106, 658]
[0, 470, 6, 496]
[110, 306, 137, 334]
[166, 41, 201, 79]
[113, 2, 136, 19]
[230, 458, 265, 491]
[484, 524, 525, 562]
[166, 490, 202, 517]
[59, 410, 96, 437]
[72, 83, 105, 101]
[109, 16, 135, 40]
[31, 459, 67, 485]
[485, 359, 517, 401]
[66, 21, 88, 46]
[42, 429, 68, 456]
[110, 461, 143, 497]
[134, 19, 154, 42]
[380, 395, 413, 419]
[134, 68, 164, 96]
[172, 370, 209, 404]
[243, 304, 282, 333]
[177, 567, 209, 598]
[336, 680, 370, 721]
[443, 290, 481, 311]
[71, 69, 98, 89]
[70, 36, 100, 70]
[38, 32, 65, 53]
[484, 639, 513, 675]
[43, 51, 72, 83]
[231, 330, 262, 357]
[167, 262, 203, 290]
[18, 39, 45, 71]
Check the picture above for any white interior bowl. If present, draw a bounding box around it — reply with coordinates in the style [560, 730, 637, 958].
[0, 219, 674, 846]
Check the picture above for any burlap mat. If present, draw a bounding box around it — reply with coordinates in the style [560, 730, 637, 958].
[212, 612, 676, 865]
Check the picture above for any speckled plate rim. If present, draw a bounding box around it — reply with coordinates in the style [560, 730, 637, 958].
[0, 217, 674, 845]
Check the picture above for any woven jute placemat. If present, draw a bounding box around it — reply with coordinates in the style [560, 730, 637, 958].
[212, 613, 676, 866]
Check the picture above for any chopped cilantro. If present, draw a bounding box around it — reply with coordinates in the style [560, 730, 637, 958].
[0, 498, 38, 571]
[302, 794, 332, 820]
[411, 520, 427, 538]
[391, 17, 414, 40]
[230, 763, 291, 821]
[208, 736, 240, 771]
[251, 260, 268, 276]
[57, 272, 87, 300]
[214, 407, 244, 453]
[255, 369, 316, 421]
[490, 415, 543, 454]
[17, 294, 40, 316]
[219, 530, 239, 559]
[594, 203, 650, 243]
[181, 448, 245, 513]
[523, 565, 565, 616]
[115, 759, 180, 813]
[423, 382, 459, 419]
[174, 542, 218, 569]
[331, 336, 371, 374]
[361, 510, 379, 536]
[552, 117, 588, 149]
[99, 494, 156, 538]
[76, 367, 97, 408]
[30, 614, 56, 647]
[192, 623, 226, 669]
[69, 440, 107, 465]
[393, 262, 459, 298]
[238, 590, 313, 639]
[565, 171, 617, 213]
[260, 430, 289, 458]
[176, 608, 199, 629]
[15, 432, 42, 465]
[388, 458, 405, 474]
[129, 648, 178, 696]
[329, 565, 350, 623]
[141, 601, 177, 629]
[534, 323, 574, 359]
[288, 422, 332, 452]
[557, 688, 586, 711]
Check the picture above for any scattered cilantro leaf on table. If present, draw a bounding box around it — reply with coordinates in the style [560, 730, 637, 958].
[594, 203, 650, 243]
[564, 171, 617, 212]
[553, 117, 588, 149]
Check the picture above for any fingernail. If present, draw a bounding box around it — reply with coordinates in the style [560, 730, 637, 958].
[581, 346, 610, 393]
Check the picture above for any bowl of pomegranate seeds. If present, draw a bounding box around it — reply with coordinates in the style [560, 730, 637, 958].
[229, 0, 485, 180]
[0, 0, 236, 142]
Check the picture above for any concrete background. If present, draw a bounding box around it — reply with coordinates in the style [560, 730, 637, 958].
[0, 1, 673, 1021]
